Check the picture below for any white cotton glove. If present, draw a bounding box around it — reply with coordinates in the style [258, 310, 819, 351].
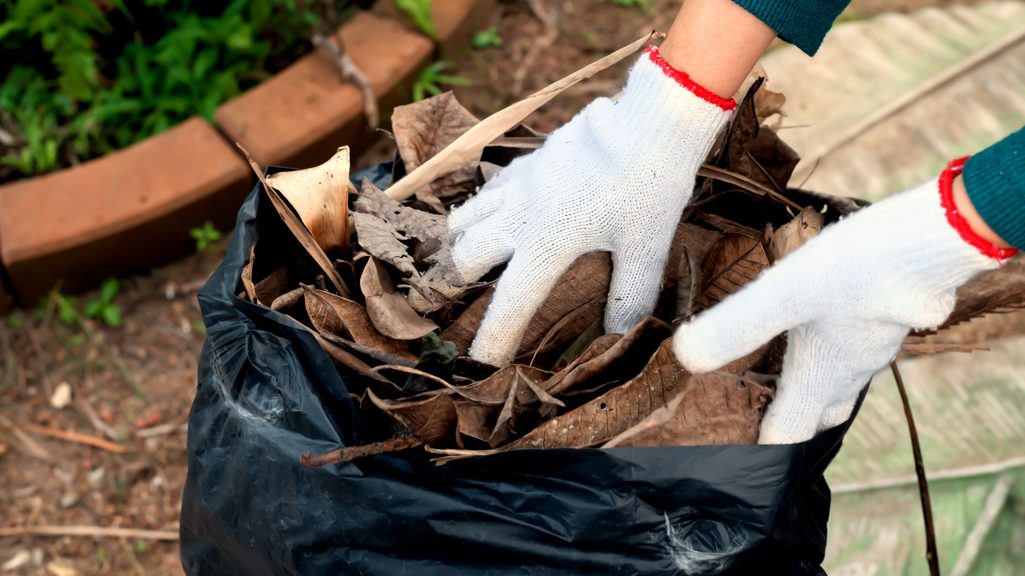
[673, 159, 1018, 444]
[448, 47, 736, 366]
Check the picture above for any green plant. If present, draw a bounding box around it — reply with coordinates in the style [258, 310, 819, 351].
[84, 278, 123, 328]
[609, 0, 653, 9]
[413, 61, 470, 101]
[0, 0, 316, 181]
[4, 312, 21, 329]
[393, 0, 436, 39]
[52, 292, 78, 327]
[471, 27, 503, 50]
[190, 221, 223, 251]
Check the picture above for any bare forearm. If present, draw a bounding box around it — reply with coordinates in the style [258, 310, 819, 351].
[659, 0, 776, 99]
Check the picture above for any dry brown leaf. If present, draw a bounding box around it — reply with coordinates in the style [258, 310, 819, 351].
[385, 32, 656, 202]
[266, 147, 355, 253]
[440, 287, 494, 353]
[271, 287, 304, 311]
[313, 332, 392, 385]
[932, 257, 1025, 333]
[603, 371, 772, 448]
[392, 92, 480, 213]
[767, 207, 824, 262]
[542, 316, 672, 398]
[754, 84, 786, 130]
[696, 235, 771, 311]
[442, 365, 550, 405]
[670, 223, 723, 320]
[453, 400, 495, 445]
[438, 252, 612, 364]
[303, 286, 413, 361]
[504, 338, 689, 450]
[351, 180, 460, 308]
[238, 143, 350, 297]
[240, 245, 257, 303]
[360, 258, 438, 340]
[366, 389, 458, 445]
[722, 78, 800, 193]
[514, 252, 611, 365]
[254, 266, 292, 305]
[489, 374, 523, 447]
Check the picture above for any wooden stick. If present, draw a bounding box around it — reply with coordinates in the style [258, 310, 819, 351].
[0, 525, 177, 540]
[8, 423, 128, 454]
[300, 437, 423, 468]
[891, 361, 941, 576]
[385, 31, 658, 201]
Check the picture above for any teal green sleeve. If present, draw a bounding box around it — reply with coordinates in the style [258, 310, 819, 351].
[963, 128, 1025, 251]
[731, 0, 851, 56]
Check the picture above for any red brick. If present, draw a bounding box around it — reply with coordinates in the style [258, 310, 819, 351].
[215, 11, 433, 169]
[0, 118, 250, 304]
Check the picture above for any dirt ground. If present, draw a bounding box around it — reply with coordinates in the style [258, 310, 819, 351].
[0, 0, 1008, 574]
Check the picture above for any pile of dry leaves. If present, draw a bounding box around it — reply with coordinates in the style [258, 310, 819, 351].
[234, 50, 1024, 468]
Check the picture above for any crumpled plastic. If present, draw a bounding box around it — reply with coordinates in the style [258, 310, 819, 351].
[179, 163, 861, 576]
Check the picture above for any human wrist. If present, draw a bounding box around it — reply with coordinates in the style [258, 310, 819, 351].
[952, 173, 1013, 250]
[939, 157, 1017, 261]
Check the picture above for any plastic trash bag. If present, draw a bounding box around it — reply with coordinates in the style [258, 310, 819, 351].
[180, 165, 861, 575]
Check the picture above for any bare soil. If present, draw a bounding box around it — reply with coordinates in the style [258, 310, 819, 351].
[0, 0, 1008, 574]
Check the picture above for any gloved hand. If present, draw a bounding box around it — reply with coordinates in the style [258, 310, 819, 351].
[448, 47, 736, 366]
[673, 158, 1018, 444]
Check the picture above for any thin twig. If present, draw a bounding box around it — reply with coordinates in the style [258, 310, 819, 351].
[75, 398, 119, 441]
[8, 423, 128, 454]
[891, 361, 941, 576]
[900, 342, 990, 355]
[300, 437, 423, 468]
[0, 525, 178, 540]
[313, 33, 378, 130]
[0, 414, 52, 461]
[697, 164, 804, 211]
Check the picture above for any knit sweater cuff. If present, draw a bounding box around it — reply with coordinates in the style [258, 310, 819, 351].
[963, 128, 1025, 251]
[731, 0, 851, 56]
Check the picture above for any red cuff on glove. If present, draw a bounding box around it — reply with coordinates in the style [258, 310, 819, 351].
[940, 157, 1018, 261]
[644, 46, 737, 112]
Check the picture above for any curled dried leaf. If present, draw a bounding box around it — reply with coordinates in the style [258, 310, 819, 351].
[303, 285, 413, 361]
[266, 147, 355, 253]
[767, 206, 824, 262]
[360, 258, 438, 341]
[240, 245, 258, 303]
[367, 389, 458, 445]
[238, 143, 350, 297]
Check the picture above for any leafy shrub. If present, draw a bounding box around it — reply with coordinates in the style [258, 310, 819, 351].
[0, 0, 318, 181]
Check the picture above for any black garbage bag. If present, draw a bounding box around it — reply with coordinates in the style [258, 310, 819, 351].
[179, 166, 861, 576]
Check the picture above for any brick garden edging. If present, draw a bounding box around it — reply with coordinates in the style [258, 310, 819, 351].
[0, 0, 494, 309]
